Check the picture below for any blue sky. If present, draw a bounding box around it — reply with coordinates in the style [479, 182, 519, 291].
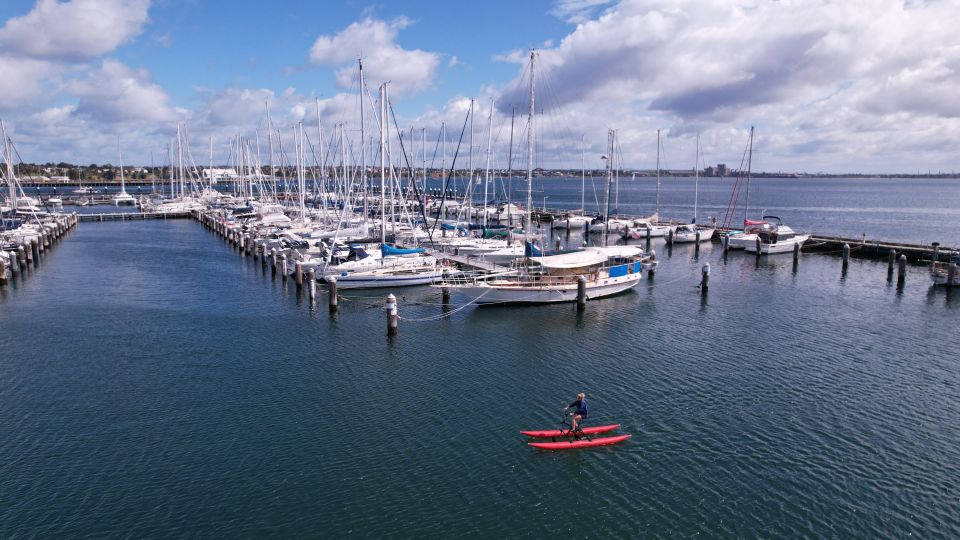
[1, 0, 958, 173]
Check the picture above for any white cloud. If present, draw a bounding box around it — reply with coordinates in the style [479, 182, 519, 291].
[0, 0, 150, 62]
[68, 60, 180, 124]
[550, 0, 615, 23]
[309, 16, 441, 96]
[0, 56, 56, 109]
[492, 0, 960, 173]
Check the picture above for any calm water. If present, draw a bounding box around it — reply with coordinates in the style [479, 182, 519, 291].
[1, 218, 958, 538]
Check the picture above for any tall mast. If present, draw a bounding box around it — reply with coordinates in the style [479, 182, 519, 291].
[507, 107, 515, 221]
[441, 122, 446, 199]
[379, 83, 387, 247]
[580, 134, 585, 214]
[468, 98, 475, 212]
[614, 129, 620, 214]
[483, 99, 494, 228]
[359, 58, 367, 221]
[603, 129, 614, 246]
[118, 138, 126, 195]
[265, 101, 275, 197]
[316, 98, 324, 204]
[421, 127, 426, 210]
[524, 50, 535, 235]
[744, 125, 754, 223]
[176, 123, 185, 199]
[655, 129, 661, 217]
[208, 137, 213, 192]
[2, 120, 16, 210]
[694, 132, 700, 224]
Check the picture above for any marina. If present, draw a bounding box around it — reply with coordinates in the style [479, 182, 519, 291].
[2, 1, 960, 537]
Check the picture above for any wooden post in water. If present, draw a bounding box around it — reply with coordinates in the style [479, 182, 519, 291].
[270, 249, 278, 276]
[328, 276, 338, 312]
[948, 263, 957, 290]
[0, 258, 7, 286]
[648, 250, 656, 279]
[9, 250, 19, 277]
[281, 254, 288, 280]
[667, 228, 674, 246]
[441, 286, 451, 305]
[576, 275, 587, 312]
[897, 254, 907, 287]
[842, 243, 850, 272]
[30, 238, 39, 264]
[386, 293, 398, 336]
[295, 262, 303, 288]
[793, 241, 800, 263]
[555, 238, 561, 251]
[887, 249, 896, 276]
[755, 236, 761, 258]
[701, 263, 710, 294]
[308, 269, 317, 301]
[18, 245, 27, 267]
[722, 234, 729, 252]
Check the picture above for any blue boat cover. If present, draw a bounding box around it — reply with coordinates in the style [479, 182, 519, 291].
[382, 244, 425, 255]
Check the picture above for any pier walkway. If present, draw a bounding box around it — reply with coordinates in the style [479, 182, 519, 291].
[79, 212, 192, 222]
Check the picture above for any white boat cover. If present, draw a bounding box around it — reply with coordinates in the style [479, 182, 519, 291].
[529, 250, 607, 269]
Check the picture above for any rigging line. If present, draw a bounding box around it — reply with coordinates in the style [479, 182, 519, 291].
[427, 106, 471, 240]
[387, 99, 434, 248]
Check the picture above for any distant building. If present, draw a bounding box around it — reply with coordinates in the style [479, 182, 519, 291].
[704, 166, 715, 176]
[717, 163, 727, 176]
[203, 168, 239, 183]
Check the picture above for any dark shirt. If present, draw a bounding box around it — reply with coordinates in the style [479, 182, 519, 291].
[568, 398, 588, 416]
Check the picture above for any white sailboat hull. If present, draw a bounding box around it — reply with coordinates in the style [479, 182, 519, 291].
[332, 268, 445, 289]
[446, 273, 641, 304]
[672, 228, 715, 243]
[743, 235, 810, 254]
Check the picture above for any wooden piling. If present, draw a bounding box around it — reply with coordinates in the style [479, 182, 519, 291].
[842, 243, 850, 271]
[30, 238, 39, 263]
[271, 249, 278, 276]
[897, 254, 907, 286]
[281, 254, 288, 279]
[755, 236, 761, 257]
[887, 249, 896, 275]
[701, 263, 710, 294]
[555, 238, 561, 251]
[9, 251, 19, 276]
[328, 276, 338, 312]
[793, 241, 800, 263]
[295, 262, 303, 288]
[442, 286, 451, 304]
[576, 275, 587, 312]
[18, 245, 27, 266]
[0, 258, 7, 286]
[308, 269, 317, 301]
[667, 228, 674, 246]
[648, 250, 656, 278]
[722, 234, 729, 252]
[386, 293, 398, 336]
[948, 263, 957, 290]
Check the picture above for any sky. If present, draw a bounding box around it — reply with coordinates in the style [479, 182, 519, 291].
[0, 0, 958, 174]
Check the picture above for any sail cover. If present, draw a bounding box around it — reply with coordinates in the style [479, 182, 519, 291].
[529, 250, 607, 269]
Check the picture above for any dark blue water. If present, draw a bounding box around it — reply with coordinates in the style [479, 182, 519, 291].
[443, 176, 960, 245]
[1, 219, 958, 537]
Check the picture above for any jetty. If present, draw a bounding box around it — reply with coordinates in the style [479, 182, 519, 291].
[78, 211, 192, 223]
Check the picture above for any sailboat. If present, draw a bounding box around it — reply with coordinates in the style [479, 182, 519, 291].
[554, 136, 592, 229]
[322, 81, 445, 289]
[723, 127, 808, 254]
[672, 132, 714, 243]
[439, 54, 653, 304]
[628, 129, 672, 239]
[113, 141, 136, 206]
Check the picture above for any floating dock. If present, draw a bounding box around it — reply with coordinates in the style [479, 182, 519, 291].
[78, 211, 192, 222]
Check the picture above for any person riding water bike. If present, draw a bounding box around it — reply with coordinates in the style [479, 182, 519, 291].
[565, 392, 588, 434]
